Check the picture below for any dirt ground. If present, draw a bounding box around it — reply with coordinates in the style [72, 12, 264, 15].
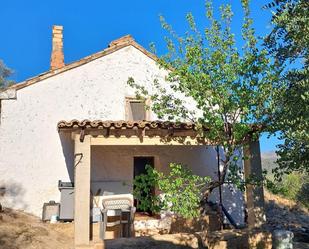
[264, 190, 309, 244]
[0, 209, 73, 249]
[0, 191, 308, 249]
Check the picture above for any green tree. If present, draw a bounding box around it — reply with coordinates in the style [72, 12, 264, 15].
[0, 60, 14, 90]
[133, 163, 210, 218]
[264, 0, 308, 65]
[264, 0, 309, 177]
[129, 0, 282, 202]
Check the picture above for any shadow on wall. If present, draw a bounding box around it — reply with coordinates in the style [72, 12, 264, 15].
[59, 132, 74, 182]
[221, 184, 245, 226]
[208, 146, 246, 227]
[0, 180, 27, 211]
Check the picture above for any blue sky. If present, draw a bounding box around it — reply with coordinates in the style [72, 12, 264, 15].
[0, 0, 280, 152]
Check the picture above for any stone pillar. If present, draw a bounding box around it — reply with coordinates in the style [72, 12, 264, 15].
[244, 139, 266, 228]
[74, 135, 91, 246]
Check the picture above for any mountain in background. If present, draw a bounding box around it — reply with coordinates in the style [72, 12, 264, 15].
[261, 151, 278, 172]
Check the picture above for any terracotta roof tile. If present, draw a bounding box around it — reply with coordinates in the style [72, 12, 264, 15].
[57, 120, 196, 130]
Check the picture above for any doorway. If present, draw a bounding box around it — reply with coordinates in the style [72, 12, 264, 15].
[133, 157, 154, 178]
[133, 156, 155, 213]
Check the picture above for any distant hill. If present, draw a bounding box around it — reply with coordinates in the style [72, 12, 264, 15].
[261, 151, 278, 172]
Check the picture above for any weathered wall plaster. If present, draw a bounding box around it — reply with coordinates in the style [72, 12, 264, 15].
[0, 45, 244, 224]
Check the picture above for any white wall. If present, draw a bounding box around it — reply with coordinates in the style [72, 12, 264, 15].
[0, 45, 244, 224]
[90, 145, 218, 195]
[0, 46, 166, 216]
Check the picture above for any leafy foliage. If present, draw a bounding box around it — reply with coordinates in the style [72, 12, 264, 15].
[266, 172, 309, 208]
[262, 154, 309, 207]
[297, 180, 309, 208]
[129, 0, 283, 195]
[133, 165, 164, 214]
[264, 0, 309, 177]
[0, 60, 14, 90]
[264, 0, 308, 65]
[133, 163, 210, 218]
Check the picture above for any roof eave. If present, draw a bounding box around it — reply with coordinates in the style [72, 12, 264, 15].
[6, 35, 159, 92]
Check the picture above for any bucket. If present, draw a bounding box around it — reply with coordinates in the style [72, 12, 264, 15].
[50, 215, 58, 224]
[92, 207, 102, 223]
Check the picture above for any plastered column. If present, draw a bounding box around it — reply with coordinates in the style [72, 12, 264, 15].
[74, 135, 91, 246]
[244, 139, 266, 228]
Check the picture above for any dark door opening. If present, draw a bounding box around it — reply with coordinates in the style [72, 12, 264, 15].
[133, 156, 155, 213]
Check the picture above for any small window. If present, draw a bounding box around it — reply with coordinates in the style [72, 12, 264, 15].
[125, 98, 149, 121]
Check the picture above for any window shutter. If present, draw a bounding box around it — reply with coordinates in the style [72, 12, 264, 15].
[129, 101, 146, 121]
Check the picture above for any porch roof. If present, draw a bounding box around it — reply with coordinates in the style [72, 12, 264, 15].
[57, 120, 210, 145]
[57, 119, 201, 131]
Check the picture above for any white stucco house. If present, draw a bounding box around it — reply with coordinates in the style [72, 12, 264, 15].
[0, 25, 265, 246]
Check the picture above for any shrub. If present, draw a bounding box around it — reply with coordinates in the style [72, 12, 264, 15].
[266, 172, 309, 207]
[133, 163, 211, 218]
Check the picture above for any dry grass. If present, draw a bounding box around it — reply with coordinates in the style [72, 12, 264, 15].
[0, 208, 73, 249]
[265, 190, 309, 213]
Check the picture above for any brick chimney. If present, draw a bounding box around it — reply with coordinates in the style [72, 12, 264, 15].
[50, 25, 64, 70]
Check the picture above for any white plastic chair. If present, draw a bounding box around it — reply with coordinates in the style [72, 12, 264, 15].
[100, 194, 136, 239]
